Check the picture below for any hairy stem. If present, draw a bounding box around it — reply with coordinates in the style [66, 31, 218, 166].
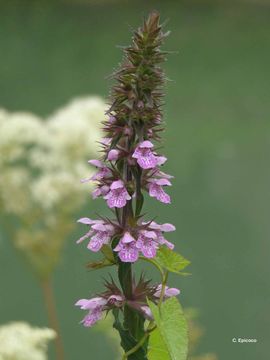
[41, 279, 65, 360]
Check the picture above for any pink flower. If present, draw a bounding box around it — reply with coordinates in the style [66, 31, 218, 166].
[114, 232, 139, 263]
[75, 294, 124, 328]
[75, 297, 106, 327]
[154, 169, 174, 179]
[108, 115, 116, 124]
[104, 180, 131, 208]
[132, 141, 158, 169]
[100, 137, 112, 146]
[156, 156, 167, 166]
[154, 284, 180, 298]
[148, 178, 171, 204]
[147, 221, 175, 249]
[107, 149, 120, 161]
[92, 185, 110, 199]
[136, 230, 158, 258]
[76, 218, 114, 252]
[85, 159, 111, 181]
[140, 305, 153, 320]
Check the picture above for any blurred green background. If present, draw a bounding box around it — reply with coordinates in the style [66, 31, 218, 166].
[1, 0, 270, 359]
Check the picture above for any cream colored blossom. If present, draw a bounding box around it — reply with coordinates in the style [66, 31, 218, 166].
[0, 112, 44, 165]
[0, 96, 106, 277]
[0, 322, 56, 360]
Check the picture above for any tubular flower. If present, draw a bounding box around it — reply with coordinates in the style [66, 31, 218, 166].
[104, 180, 131, 208]
[77, 218, 115, 252]
[132, 141, 158, 169]
[147, 178, 172, 203]
[114, 232, 139, 262]
[75, 294, 124, 327]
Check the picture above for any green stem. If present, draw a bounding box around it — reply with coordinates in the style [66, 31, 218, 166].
[122, 322, 157, 360]
[158, 270, 168, 308]
[139, 256, 164, 281]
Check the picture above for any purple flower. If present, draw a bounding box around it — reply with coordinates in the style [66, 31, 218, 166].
[107, 149, 120, 161]
[148, 178, 171, 204]
[154, 169, 174, 179]
[114, 232, 139, 262]
[92, 185, 110, 199]
[104, 180, 131, 208]
[140, 305, 153, 320]
[76, 218, 114, 252]
[156, 155, 167, 166]
[132, 141, 158, 169]
[75, 297, 106, 327]
[154, 284, 180, 299]
[100, 137, 112, 146]
[136, 230, 158, 258]
[75, 294, 124, 328]
[108, 115, 116, 124]
[147, 221, 175, 249]
[85, 159, 111, 181]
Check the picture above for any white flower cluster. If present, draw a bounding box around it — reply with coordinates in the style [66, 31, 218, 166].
[0, 96, 105, 213]
[0, 96, 106, 277]
[0, 322, 56, 360]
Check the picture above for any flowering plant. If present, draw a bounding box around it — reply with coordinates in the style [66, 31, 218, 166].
[75, 12, 190, 359]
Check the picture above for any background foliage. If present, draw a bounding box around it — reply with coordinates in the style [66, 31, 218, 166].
[0, 1, 269, 359]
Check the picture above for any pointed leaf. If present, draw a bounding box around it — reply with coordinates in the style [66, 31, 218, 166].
[155, 247, 190, 274]
[148, 297, 188, 360]
[148, 326, 170, 360]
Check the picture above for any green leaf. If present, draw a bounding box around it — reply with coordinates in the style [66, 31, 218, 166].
[148, 297, 188, 360]
[148, 326, 170, 360]
[155, 247, 190, 274]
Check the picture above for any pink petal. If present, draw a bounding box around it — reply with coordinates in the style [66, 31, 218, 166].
[107, 149, 120, 161]
[160, 223, 176, 232]
[166, 288, 180, 297]
[142, 230, 157, 239]
[119, 245, 139, 263]
[108, 115, 116, 123]
[140, 140, 154, 149]
[163, 240, 175, 250]
[92, 188, 101, 199]
[87, 237, 104, 252]
[121, 232, 136, 243]
[77, 217, 94, 225]
[76, 230, 93, 244]
[81, 308, 103, 327]
[140, 305, 153, 320]
[137, 153, 158, 170]
[154, 178, 172, 186]
[156, 156, 167, 165]
[141, 243, 157, 258]
[75, 297, 106, 310]
[100, 137, 112, 146]
[110, 180, 124, 190]
[149, 184, 171, 204]
[91, 223, 107, 231]
[88, 159, 103, 168]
